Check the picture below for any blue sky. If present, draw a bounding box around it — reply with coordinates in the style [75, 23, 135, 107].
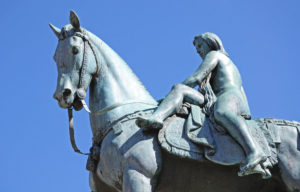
[1, 0, 300, 191]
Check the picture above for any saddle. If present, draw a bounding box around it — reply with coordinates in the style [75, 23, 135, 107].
[158, 104, 281, 178]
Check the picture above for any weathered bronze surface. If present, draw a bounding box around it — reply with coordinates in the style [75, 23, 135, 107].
[51, 11, 300, 192]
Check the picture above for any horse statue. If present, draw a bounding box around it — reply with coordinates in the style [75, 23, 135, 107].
[51, 11, 300, 192]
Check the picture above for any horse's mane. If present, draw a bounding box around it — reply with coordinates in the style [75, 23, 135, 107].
[85, 29, 153, 100]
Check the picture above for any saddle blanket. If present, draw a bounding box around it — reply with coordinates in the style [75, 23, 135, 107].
[158, 105, 280, 178]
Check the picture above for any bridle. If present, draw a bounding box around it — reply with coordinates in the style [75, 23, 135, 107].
[60, 29, 101, 155]
[73, 31, 100, 102]
[60, 30, 157, 155]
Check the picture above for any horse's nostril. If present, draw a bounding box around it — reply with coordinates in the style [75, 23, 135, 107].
[63, 89, 72, 98]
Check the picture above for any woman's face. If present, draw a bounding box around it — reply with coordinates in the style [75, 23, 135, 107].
[195, 38, 211, 58]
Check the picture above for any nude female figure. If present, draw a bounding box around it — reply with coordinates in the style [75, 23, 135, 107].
[136, 32, 266, 175]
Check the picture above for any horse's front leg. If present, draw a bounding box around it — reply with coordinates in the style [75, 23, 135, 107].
[123, 135, 162, 192]
[90, 171, 118, 192]
[123, 168, 153, 192]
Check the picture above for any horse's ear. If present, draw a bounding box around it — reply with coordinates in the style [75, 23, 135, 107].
[70, 10, 80, 30]
[49, 23, 61, 38]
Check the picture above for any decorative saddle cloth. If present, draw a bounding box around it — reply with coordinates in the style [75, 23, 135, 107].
[158, 105, 282, 178]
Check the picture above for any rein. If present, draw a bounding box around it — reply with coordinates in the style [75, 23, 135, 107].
[66, 30, 100, 155]
[68, 108, 89, 155]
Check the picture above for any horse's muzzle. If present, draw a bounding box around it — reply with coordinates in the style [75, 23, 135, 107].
[53, 89, 75, 109]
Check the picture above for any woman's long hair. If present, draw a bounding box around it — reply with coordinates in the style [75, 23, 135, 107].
[195, 32, 227, 115]
[199, 73, 216, 115]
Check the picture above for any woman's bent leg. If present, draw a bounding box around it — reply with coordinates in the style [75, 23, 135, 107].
[136, 84, 204, 130]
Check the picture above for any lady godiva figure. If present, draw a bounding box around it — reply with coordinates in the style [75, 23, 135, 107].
[136, 32, 267, 176]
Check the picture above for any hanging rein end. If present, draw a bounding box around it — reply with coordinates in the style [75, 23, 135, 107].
[67, 108, 90, 155]
[68, 107, 100, 172]
[67, 87, 95, 171]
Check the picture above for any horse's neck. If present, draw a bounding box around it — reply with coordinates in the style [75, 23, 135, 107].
[87, 32, 156, 126]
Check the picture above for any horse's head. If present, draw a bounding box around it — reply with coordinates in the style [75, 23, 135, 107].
[51, 11, 99, 110]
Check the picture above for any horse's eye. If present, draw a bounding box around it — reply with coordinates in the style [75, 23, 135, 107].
[72, 47, 79, 55]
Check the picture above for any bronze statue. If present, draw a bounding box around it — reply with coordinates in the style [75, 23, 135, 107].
[136, 32, 266, 176]
[51, 11, 300, 192]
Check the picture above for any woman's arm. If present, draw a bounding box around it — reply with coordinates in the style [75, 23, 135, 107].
[182, 74, 198, 88]
[182, 51, 219, 87]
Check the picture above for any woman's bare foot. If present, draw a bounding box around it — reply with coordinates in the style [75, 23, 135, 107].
[136, 116, 164, 131]
[238, 151, 267, 176]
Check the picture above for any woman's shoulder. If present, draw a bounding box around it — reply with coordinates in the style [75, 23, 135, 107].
[205, 50, 230, 60]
